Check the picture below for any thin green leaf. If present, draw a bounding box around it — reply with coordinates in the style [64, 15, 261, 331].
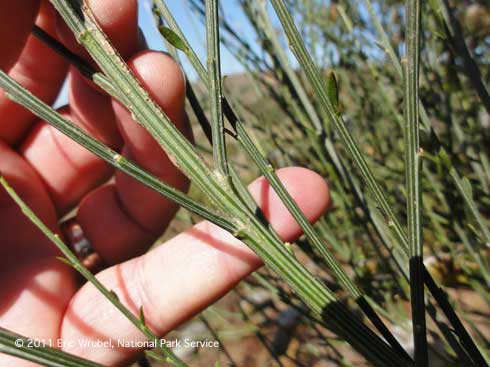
[158, 25, 189, 53]
[461, 177, 474, 199]
[56, 256, 74, 267]
[109, 290, 120, 301]
[326, 70, 339, 113]
[139, 306, 146, 326]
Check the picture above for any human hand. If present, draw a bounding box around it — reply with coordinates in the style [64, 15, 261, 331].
[0, 1, 330, 365]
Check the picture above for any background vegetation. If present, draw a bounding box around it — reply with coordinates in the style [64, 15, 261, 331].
[160, 1, 490, 365]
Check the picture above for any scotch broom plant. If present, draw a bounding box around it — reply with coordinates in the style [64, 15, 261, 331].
[0, 0, 489, 366]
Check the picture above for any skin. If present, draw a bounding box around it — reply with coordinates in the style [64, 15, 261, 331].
[0, 1, 330, 366]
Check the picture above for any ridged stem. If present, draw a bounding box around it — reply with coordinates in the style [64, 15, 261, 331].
[205, 0, 229, 176]
[404, 0, 428, 364]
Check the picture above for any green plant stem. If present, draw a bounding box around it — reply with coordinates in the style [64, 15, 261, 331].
[404, 0, 428, 365]
[0, 177, 186, 367]
[234, 120, 410, 359]
[0, 327, 104, 367]
[157, 0, 361, 300]
[205, 0, 229, 176]
[354, 7, 487, 362]
[181, 36, 408, 353]
[252, 0, 323, 133]
[362, 0, 402, 77]
[233, 0, 413, 299]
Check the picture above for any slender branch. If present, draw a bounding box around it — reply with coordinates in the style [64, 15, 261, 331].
[235, 119, 410, 359]
[404, 0, 428, 364]
[205, 0, 229, 176]
[449, 165, 490, 254]
[361, 0, 431, 131]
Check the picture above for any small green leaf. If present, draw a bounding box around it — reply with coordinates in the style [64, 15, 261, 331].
[139, 306, 146, 325]
[109, 290, 119, 301]
[56, 256, 74, 267]
[337, 5, 353, 33]
[461, 177, 473, 198]
[374, 40, 386, 52]
[221, 75, 228, 90]
[326, 70, 339, 112]
[437, 148, 451, 169]
[427, 0, 443, 22]
[159, 26, 188, 53]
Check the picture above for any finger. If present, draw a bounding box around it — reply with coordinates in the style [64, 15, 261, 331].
[0, 141, 59, 265]
[0, 0, 39, 72]
[76, 51, 190, 264]
[0, 259, 76, 367]
[60, 167, 330, 365]
[0, 142, 77, 366]
[20, 105, 116, 215]
[55, 0, 139, 62]
[0, 1, 68, 145]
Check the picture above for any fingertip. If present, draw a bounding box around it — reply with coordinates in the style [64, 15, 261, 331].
[85, 0, 139, 58]
[127, 50, 186, 124]
[55, 0, 139, 61]
[68, 68, 123, 149]
[248, 167, 330, 241]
